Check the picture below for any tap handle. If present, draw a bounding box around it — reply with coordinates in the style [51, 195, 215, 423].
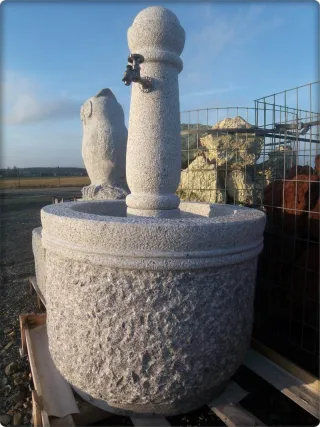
[122, 53, 151, 92]
[122, 64, 133, 86]
[128, 54, 144, 65]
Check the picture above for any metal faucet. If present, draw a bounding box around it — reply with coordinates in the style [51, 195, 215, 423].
[122, 54, 153, 92]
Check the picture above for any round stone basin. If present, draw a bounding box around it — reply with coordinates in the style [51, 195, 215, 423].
[33, 200, 265, 416]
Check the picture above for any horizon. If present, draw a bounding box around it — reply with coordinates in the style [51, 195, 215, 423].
[2, 1, 319, 168]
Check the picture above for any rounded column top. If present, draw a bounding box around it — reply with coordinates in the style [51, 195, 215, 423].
[128, 6, 185, 68]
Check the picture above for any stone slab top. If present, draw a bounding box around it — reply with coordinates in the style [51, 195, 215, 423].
[40, 201, 266, 270]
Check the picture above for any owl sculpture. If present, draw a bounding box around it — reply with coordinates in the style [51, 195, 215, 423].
[80, 88, 129, 200]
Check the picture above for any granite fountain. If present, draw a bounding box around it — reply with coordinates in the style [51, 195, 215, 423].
[32, 6, 266, 417]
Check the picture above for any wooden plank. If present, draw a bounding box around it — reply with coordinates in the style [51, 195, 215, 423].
[20, 315, 28, 357]
[24, 314, 79, 427]
[208, 381, 266, 427]
[28, 324, 79, 418]
[211, 404, 266, 427]
[131, 417, 171, 426]
[251, 339, 320, 392]
[20, 314, 47, 356]
[20, 313, 47, 329]
[41, 411, 51, 427]
[211, 381, 249, 406]
[31, 389, 50, 427]
[32, 390, 42, 427]
[244, 349, 320, 419]
[25, 327, 45, 408]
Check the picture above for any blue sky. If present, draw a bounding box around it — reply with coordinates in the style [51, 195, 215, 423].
[1, 1, 319, 168]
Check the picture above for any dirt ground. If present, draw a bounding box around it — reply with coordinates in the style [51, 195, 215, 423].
[0, 188, 81, 426]
[0, 177, 89, 189]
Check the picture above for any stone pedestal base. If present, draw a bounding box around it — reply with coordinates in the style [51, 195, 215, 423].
[34, 200, 265, 417]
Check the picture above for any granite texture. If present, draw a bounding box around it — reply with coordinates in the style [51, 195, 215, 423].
[81, 88, 128, 200]
[40, 201, 265, 270]
[125, 7, 185, 217]
[38, 199, 265, 415]
[82, 184, 128, 201]
[46, 254, 257, 415]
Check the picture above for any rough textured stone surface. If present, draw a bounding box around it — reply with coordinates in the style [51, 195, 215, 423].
[125, 7, 185, 216]
[264, 168, 319, 240]
[200, 116, 264, 169]
[285, 165, 312, 179]
[177, 155, 225, 204]
[82, 184, 128, 201]
[226, 169, 263, 205]
[256, 145, 297, 184]
[178, 117, 266, 204]
[47, 256, 256, 415]
[81, 88, 128, 200]
[36, 199, 265, 415]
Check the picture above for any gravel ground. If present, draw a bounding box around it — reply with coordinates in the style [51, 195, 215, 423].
[0, 188, 81, 426]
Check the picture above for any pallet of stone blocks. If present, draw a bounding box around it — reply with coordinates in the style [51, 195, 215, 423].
[19, 313, 319, 427]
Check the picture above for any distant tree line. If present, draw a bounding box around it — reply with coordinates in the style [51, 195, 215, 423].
[0, 167, 88, 178]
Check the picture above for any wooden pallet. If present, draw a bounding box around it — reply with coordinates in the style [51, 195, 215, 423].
[20, 312, 320, 427]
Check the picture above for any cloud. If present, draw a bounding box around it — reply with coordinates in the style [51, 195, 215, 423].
[193, 20, 235, 58]
[7, 95, 80, 125]
[192, 5, 279, 56]
[181, 4, 283, 86]
[3, 71, 81, 125]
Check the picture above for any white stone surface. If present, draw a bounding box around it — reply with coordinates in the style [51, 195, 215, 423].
[40, 201, 265, 270]
[39, 199, 265, 415]
[81, 88, 128, 200]
[125, 7, 185, 216]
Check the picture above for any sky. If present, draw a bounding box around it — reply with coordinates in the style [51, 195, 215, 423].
[1, 0, 319, 168]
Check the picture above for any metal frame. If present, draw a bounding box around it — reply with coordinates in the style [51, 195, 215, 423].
[179, 81, 319, 376]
